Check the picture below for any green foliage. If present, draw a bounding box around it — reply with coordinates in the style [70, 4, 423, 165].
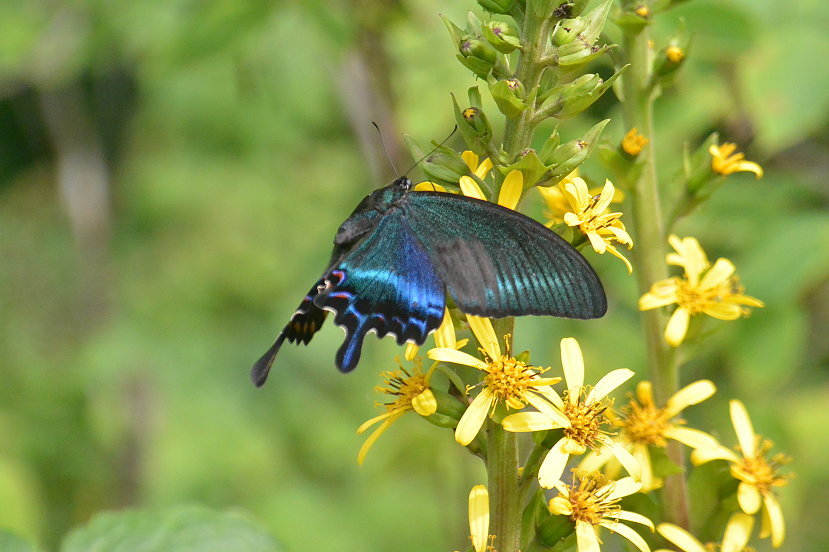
[0, 0, 827, 551]
[60, 506, 280, 552]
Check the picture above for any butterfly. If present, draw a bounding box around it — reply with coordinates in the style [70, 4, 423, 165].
[252, 176, 606, 386]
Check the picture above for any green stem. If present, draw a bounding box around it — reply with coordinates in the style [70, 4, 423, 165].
[487, 420, 522, 552]
[620, 24, 689, 528]
[484, 7, 556, 550]
[502, 10, 552, 156]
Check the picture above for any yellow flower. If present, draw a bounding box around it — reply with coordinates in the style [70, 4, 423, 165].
[562, 177, 634, 273]
[665, 46, 685, 63]
[709, 143, 763, 178]
[549, 471, 654, 552]
[502, 338, 640, 488]
[639, 235, 764, 347]
[610, 380, 719, 491]
[622, 128, 649, 156]
[468, 485, 490, 552]
[656, 512, 754, 552]
[539, 170, 624, 225]
[427, 315, 563, 446]
[691, 400, 790, 548]
[356, 309, 466, 464]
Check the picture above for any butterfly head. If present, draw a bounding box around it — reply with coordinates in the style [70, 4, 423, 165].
[392, 176, 413, 192]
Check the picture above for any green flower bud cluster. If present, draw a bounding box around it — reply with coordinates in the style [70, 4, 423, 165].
[443, 12, 518, 80]
[537, 67, 626, 120]
[549, 0, 613, 68]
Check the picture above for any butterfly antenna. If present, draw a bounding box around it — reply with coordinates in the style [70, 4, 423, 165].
[372, 121, 400, 176]
[401, 125, 458, 177]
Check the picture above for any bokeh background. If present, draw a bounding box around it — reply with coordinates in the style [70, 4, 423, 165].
[0, 0, 827, 550]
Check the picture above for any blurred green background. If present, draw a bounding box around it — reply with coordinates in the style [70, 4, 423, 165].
[0, 0, 826, 550]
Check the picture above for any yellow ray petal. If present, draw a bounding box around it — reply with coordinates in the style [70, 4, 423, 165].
[690, 444, 740, 465]
[357, 410, 405, 465]
[737, 481, 762, 514]
[600, 521, 650, 552]
[663, 427, 720, 450]
[576, 521, 601, 552]
[466, 315, 501, 360]
[413, 181, 447, 192]
[468, 485, 490, 552]
[763, 493, 785, 547]
[501, 411, 559, 432]
[428, 347, 488, 370]
[462, 150, 479, 172]
[459, 175, 487, 201]
[498, 170, 523, 210]
[657, 523, 706, 552]
[699, 258, 736, 289]
[526, 393, 571, 428]
[538, 439, 569, 488]
[702, 302, 744, 321]
[475, 157, 494, 179]
[456, 388, 495, 446]
[665, 307, 690, 347]
[434, 308, 456, 349]
[560, 337, 584, 403]
[729, 400, 756, 458]
[721, 512, 754, 552]
[587, 368, 634, 405]
[664, 380, 716, 417]
[610, 510, 654, 531]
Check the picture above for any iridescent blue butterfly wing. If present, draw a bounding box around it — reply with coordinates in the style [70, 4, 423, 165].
[402, 191, 607, 319]
[252, 211, 445, 385]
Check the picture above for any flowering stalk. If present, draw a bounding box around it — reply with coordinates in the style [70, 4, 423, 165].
[617, 7, 688, 527]
[486, 4, 556, 547]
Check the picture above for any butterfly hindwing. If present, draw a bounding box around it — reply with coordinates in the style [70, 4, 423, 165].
[251, 280, 330, 387]
[403, 191, 607, 319]
[314, 213, 446, 372]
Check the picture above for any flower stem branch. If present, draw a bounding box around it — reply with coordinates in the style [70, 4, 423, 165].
[619, 23, 689, 528]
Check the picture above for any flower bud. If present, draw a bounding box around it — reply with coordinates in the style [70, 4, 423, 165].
[483, 20, 521, 53]
[477, 0, 515, 14]
[547, 119, 608, 179]
[654, 43, 688, 80]
[490, 78, 528, 118]
[453, 95, 493, 151]
[458, 35, 498, 78]
[555, 40, 609, 67]
[577, 0, 613, 45]
[554, 66, 624, 118]
[551, 17, 587, 45]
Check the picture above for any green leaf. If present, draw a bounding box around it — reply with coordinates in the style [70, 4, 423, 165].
[60, 506, 281, 552]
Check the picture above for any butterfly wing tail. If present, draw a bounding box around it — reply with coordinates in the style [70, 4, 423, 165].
[251, 333, 287, 387]
[252, 280, 330, 387]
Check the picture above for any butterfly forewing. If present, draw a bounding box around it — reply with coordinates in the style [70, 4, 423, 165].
[403, 191, 607, 319]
